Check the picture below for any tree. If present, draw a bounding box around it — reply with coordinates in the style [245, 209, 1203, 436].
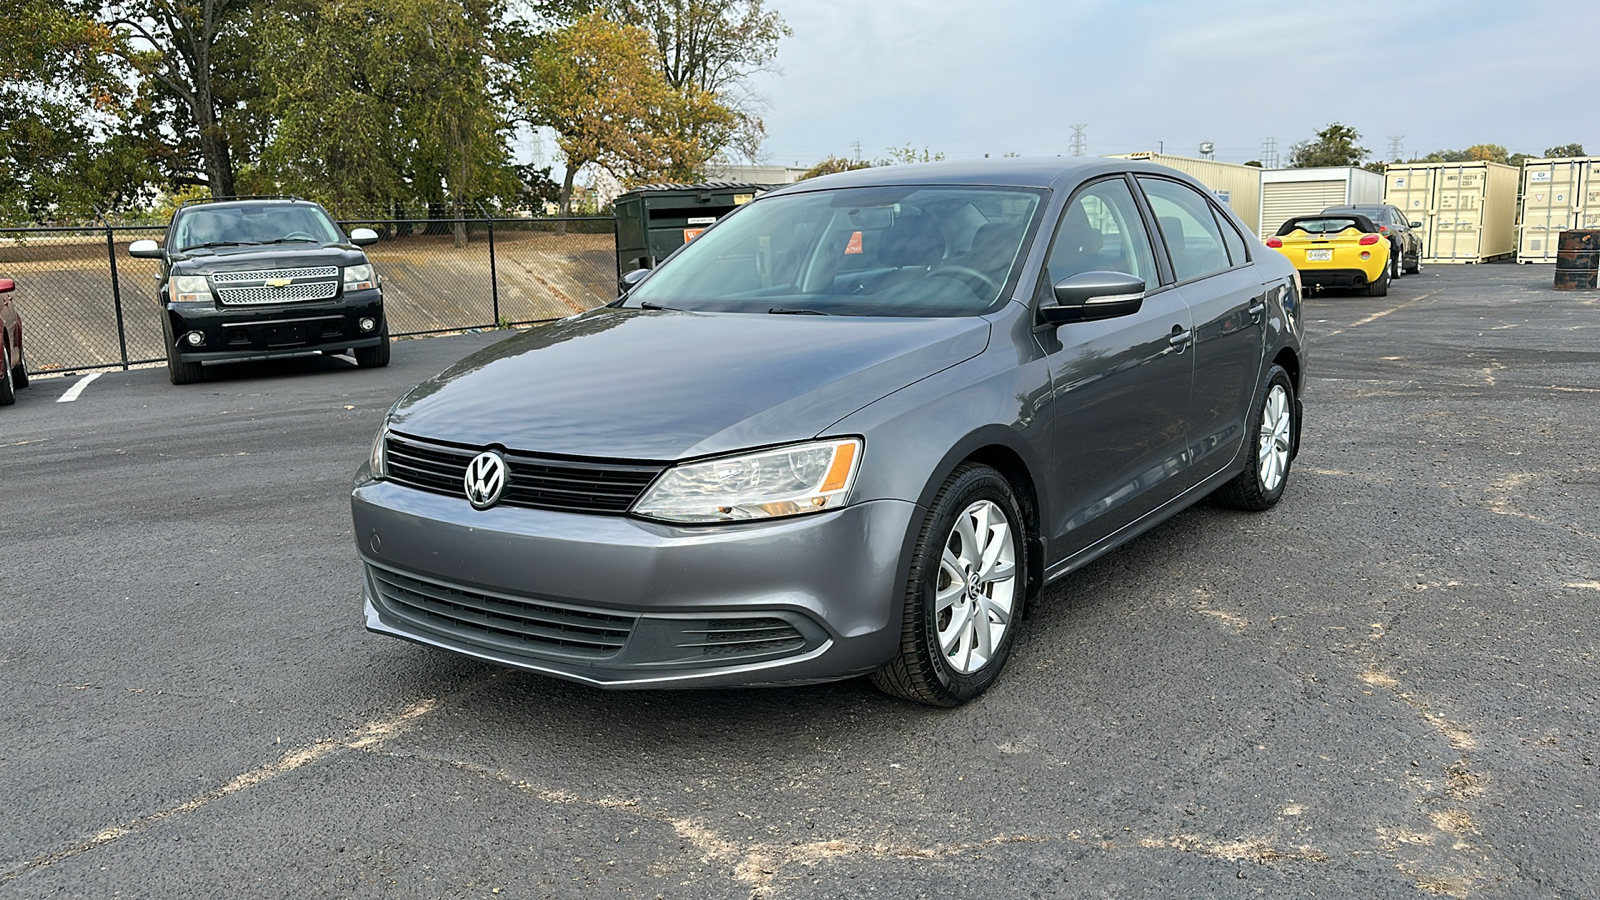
[1287, 123, 1369, 168]
[531, 0, 789, 161]
[1544, 143, 1586, 159]
[797, 155, 872, 181]
[518, 14, 734, 217]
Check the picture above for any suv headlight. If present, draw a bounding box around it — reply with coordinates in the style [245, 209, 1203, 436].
[170, 275, 210, 303]
[344, 264, 376, 290]
[632, 438, 861, 524]
[369, 425, 388, 479]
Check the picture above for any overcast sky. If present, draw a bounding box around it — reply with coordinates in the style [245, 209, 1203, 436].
[739, 0, 1600, 167]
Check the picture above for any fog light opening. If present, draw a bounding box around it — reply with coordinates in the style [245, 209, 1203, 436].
[185, 331, 205, 346]
[359, 317, 376, 332]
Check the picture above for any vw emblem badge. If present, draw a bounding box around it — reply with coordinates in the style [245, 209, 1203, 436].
[463, 451, 506, 510]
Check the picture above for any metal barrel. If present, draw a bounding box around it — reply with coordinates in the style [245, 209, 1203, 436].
[1554, 230, 1600, 290]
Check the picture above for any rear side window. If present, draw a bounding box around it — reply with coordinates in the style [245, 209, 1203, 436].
[1213, 207, 1249, 266]
[1137, 177, 1232, 282]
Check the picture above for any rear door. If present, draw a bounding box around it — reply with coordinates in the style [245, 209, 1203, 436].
[1137, 176, 1267, 485]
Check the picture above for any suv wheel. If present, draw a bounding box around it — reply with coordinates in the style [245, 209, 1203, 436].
[162, 316, 204, 385]
[870, 463, 1026, 706]
[353, 324, 391, 368]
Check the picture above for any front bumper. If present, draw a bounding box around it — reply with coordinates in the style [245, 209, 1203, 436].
[170, 288, 384, 362]
[350, 478, 919, 688]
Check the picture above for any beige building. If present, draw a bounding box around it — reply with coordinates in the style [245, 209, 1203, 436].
[1384, 161, 1519, 263]
[1108, 152, 1263, 234]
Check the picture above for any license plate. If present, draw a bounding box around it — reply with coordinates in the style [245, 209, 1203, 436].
[1306, 249, 1334, 261]
[264, 324, 305, 347]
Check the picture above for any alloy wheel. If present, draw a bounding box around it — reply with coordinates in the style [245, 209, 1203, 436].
[935, 499, 1017, 674]
[1257, 384, 1292, 493]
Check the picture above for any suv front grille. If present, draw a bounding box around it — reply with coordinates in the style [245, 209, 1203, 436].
[368, 565, 636, 659]
[211, 266, 342, 306]
[384, 432, 665, 514]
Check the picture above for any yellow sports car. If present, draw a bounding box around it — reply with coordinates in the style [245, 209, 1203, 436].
[1265, 213, 1391, 296]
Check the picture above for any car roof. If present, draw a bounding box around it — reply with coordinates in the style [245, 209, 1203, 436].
[763, 157, 1198, 195]
[176, 199, 325, 214]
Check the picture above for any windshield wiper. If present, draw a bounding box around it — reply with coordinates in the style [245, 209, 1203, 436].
[637, 301, 680, 311]
[183, 240, 257, 250]
[256, 238, 319, 246]
[768, 307, 832, 316]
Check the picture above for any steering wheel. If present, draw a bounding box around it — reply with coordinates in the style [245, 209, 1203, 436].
[929, 264, 1001, 296]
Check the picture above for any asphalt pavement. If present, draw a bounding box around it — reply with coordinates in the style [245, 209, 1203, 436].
[2, 266, 1597, 899]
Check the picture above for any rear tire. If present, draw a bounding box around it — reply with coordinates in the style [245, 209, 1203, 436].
[1212, 365, 1296, 511]
[353, 324, 390, 368]
[1405, 244, 1421, 275]
[0, 342, 15, 406]
[11, 343, 27, 388]
[1390, 241, 1403, 279]
[870, 464, 1027, 707]
[1365, 265, 1390, 296]
[162, 316, 204, 385]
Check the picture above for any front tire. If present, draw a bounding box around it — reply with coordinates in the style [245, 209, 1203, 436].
[1213, 364, 1296, 511]
[1390, 240, 1403, 279]
[162, 316, 204, 385]
[11, 343, 27, 388]
[353, 324, 390, 368]
[870, 464, 1027, 707]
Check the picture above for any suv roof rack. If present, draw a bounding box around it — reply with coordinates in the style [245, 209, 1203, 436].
[178, 195, 310, 208]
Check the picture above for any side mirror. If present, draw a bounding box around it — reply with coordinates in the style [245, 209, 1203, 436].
[1409, 221, 1422, 229]
[349, 227, 380, 246]
[1038, 271, 1146, 326]
[617, 267, 651, 296]
[128, 239, 163, 259]
[0, 278, 13, 293]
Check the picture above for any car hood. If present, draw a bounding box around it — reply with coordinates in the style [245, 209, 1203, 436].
[170, 245, 367, 273]
[389, 308, 991, 460]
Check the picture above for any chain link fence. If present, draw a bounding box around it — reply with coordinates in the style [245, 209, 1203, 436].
[0, 217, 618, 375]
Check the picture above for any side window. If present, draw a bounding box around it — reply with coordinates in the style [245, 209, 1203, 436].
[1213, 206, 1249, 266]
[1136, 177, 1233, 282]
[1044, 178, 1158, 287]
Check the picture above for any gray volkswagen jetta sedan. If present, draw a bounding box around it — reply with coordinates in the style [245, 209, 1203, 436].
[352, 158, 1305, 706]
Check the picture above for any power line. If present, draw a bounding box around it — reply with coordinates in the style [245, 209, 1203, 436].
[1069, 125, 1088, 157]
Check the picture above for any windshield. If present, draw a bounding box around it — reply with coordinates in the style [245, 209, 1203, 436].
[625, 185, 1045, 317]
[174, 205, 343, 250]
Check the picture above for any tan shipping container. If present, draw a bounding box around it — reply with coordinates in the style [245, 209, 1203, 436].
[1259, 167, 1386, 237]
[1384, 161, 1519, 263]
[1517, 157, 1597, 262]
[1108, 153, 1262, 234]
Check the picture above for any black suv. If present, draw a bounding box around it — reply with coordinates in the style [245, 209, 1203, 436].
[129, 197, 388, 384]
[1321, 204, 1423, 279]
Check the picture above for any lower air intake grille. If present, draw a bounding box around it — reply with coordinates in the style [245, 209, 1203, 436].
[368, 565, 636, 659]
[680, 618, 807, 657]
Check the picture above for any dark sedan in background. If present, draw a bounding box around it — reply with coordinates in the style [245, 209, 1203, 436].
[1323, 203, 1423, 278]
[351, 159, 1306, 706]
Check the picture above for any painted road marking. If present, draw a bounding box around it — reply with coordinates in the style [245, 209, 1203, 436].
[56, 372, 102, 403]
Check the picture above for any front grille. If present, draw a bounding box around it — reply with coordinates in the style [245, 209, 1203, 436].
[368, 565, 636, 659]
[680, 618, 807, 657]
[216, 281, 340, 305]
[211, 266, 339, 283]
[384, 432, 665, 515]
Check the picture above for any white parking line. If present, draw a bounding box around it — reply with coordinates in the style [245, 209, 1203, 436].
[56, 372, 102, 403]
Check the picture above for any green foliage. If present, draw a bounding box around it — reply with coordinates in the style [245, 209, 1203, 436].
[1544, 143, 1586, 159]
[878, 146, 945, 166]
[797, 156, 873, 181]
[1287, 123, 1369, 168]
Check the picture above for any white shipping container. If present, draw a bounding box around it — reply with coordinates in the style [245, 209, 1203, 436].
[1259, 167, 1386, 237]
[1384, 162, 1519, 263]
[1517, 158, 1586, 263]
[1107, 153, 1263, 234]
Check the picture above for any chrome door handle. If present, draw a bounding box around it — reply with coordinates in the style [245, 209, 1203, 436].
[1168, 328, 1192, 349]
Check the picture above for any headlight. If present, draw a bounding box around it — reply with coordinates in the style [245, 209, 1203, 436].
[369, 425, 388, 479]
[632, 438, 861, 524]
[344, 264, 376, 290]
[170, 275, 210, 303]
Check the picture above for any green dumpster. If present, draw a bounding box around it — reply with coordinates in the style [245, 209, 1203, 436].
[614, 183, 770, 277]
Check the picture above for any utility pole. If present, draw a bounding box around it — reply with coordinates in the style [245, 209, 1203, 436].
[851, 141, 862, 162]
[1262, 137, 1279, 169]
[1387, 135, 1405, 161]
[1069, 125, 1088, 157]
